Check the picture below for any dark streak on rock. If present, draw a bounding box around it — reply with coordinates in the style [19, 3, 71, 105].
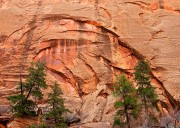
[118, 39, 145, 60]
[151, 72, 179, 110]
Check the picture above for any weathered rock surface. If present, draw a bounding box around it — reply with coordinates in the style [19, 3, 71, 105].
[7, 118, 37, 128]
[0, 123, 6, 128]
[70, 122, 111, 128]
[0, 105, 13, 126]
[0, 0, 180, 127]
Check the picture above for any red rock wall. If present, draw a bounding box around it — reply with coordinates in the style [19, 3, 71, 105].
[33, 20, 137, 95]
[0, 0, 179, 126]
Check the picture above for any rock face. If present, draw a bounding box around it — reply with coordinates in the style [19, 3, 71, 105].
[33, 19, 136, 96]
[6, 118, 37, 128]
[0, 0, 180, 127]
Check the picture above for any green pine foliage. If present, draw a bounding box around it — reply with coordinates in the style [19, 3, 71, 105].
[113, 75, 139, 128]
[46, 82, 69, 128]
[8, 61, 47, 117]
[134, 60, 158, 113]
[26, 61, 47, 100]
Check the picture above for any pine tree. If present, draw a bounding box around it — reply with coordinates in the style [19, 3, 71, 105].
[8, 61, 47, 117]
[113, 75, 139, 128]
[134, 60, 158, 113]
[25, 61, 47, 100]
[46, 82, 69, 128]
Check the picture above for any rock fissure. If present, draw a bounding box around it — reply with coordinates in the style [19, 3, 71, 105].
[151, 72, 179, 110]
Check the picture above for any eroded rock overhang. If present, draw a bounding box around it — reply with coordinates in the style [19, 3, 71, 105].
[33, 19, 137, 95]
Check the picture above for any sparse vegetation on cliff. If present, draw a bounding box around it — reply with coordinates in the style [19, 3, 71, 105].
[113, 75, 139, 128]
[45, 82, 70, 128]
[8, 61, 47, 117]
[113, 60, 160, 128]
[134, 60, 158, 112]
[134, 60, 159, 126]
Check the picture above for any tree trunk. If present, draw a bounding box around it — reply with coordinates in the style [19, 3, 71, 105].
[53, 100, 57, 124]
[20, 74, 24, 104]
[142, 84, 148, 115]
[26, 86, 33, 100]
[143, 95, 147, 114]
[125, 107, 130, 128]
[122, 92, 131, 128]
[20, 73, 23, 95]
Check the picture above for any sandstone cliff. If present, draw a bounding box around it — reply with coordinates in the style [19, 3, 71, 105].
[0, 0, 180, 127]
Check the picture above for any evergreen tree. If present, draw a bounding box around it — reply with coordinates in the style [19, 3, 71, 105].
[8, 61, 47, 117]
[134, 60, 158, 114]
[113, 75, 139, 128]
[46, 82, 69, 128]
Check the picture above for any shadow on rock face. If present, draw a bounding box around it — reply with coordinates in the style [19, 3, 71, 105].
[66, 116, 81, 126]
[0, 105, 13, 125]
